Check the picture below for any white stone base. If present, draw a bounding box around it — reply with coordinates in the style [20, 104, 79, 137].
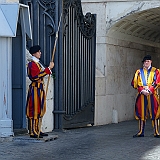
[112, 110, 118, 124]
[0, 119, 14, 137]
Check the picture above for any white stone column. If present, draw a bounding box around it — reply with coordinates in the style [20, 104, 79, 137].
[42, 77, 54, 132]
[0, 38, 13, 137]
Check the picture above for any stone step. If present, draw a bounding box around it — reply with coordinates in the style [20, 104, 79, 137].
[14, 134, 58, 143]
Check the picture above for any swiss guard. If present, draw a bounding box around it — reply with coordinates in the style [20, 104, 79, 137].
[131, 55, 160, 138]
[26, 45, 54, 138]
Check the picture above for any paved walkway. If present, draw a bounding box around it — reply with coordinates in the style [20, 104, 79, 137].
[0, 120, 160, 160]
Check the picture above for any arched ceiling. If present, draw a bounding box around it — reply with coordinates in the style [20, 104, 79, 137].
[107, 7, 160, 48]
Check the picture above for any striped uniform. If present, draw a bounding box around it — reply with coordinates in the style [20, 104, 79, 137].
[131, 66, 160, 121]
[26, 60, 51, 136]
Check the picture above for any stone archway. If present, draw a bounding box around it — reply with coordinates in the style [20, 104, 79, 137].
[106, 2, 160, 124]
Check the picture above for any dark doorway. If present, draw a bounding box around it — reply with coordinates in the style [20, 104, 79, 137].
[12, 22, 26, 130]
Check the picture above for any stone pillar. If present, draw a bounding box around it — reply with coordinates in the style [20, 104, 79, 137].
[0, 38, 13, 138]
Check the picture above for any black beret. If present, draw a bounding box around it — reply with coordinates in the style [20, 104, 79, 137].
[142, 55, 151, 63]
[29, 45, 41, 55]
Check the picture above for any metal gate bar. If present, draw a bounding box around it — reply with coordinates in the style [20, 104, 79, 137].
[63, 0, 96, 128]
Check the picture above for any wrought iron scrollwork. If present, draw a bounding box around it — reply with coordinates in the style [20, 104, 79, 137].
[81, 12, 96, 38]
[37, 0, 56, 36]
[63, 0, 96, 38]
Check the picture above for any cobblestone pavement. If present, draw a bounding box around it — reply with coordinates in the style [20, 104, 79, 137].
[0, 120, 160, 160]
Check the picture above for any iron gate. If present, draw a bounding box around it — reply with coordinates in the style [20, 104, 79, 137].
[62, 1, 96, 128]
[20, 0, 96, 129]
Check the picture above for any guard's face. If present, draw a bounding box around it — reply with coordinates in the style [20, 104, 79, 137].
[143, 60, 152, 69]
[33, 50, 41, 59]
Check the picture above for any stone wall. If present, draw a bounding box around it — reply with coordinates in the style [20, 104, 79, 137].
[98, 37, 160, 125]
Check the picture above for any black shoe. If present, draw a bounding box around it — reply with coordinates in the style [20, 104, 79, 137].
[30, 134, 43, 138]
[40, 132, 48, 136]
[133, 134, 144, 138]
[154, 134, 160, 138]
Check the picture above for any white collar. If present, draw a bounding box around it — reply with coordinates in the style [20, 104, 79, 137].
[147, 65, 152, 70]
[32, 56, 45, 70]
[143, 65, 151, 70]
[32, 56, 39, 63]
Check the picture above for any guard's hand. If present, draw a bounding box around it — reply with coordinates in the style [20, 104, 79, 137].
[141, 90, 149, 96]
[49, 62, 54, 69]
